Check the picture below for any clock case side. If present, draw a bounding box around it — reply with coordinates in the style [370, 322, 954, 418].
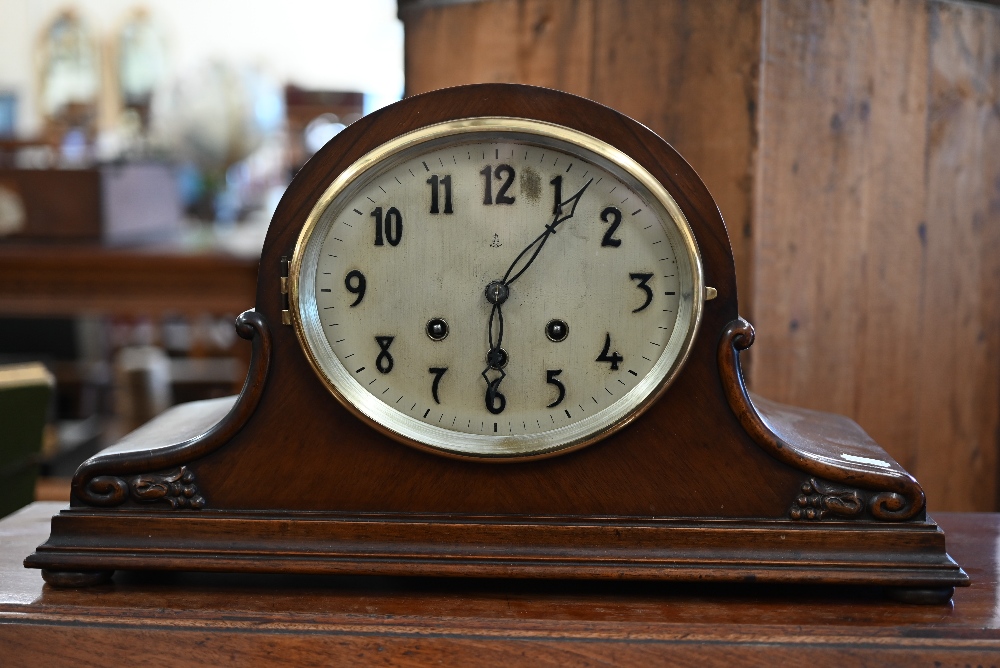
[25, 84, 967, 595]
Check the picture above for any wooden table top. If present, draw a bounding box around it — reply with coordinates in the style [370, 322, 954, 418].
[1, 503, 998, 665]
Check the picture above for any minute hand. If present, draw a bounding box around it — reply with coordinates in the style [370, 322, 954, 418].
[501, 178, 593, 286]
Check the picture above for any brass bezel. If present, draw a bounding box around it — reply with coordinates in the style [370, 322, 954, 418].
[288, 117, 704, 460]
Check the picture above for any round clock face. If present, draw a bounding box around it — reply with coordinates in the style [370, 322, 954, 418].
[290, 118, 703, 459]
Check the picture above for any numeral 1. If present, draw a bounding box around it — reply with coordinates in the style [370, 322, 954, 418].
[550, 175, 562, 215]
[427, 175, 453, 214]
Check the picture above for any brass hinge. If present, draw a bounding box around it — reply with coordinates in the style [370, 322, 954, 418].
[280, 256, 291, 325]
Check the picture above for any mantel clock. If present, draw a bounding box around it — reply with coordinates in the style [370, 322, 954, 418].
[25, 84, 968, 603]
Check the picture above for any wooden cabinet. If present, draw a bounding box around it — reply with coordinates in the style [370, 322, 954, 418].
[399, 0, 1000, 512]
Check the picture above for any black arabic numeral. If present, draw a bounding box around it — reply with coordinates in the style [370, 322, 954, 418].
[384, 206, 402, 246]
[600, 206, 623, 247]
[427, 175, 452, 214]
[545, 369, 566, 408]
[370, 206, 403, 246]
[550, 175, 563, 215]
[485, 378, 506, 414]
[428, 367, 448, 404]
[480, 165, 492, 205]
[495, 164, 515, 204]
[629, 272, 654, 312]
[375, 336, 394, 374]
[427, 175, 439, 214]
[481, 165, 515, 205]
[371, 206, 383, 246]
[345, 270, 366, 307]
[596, 333, 624, 370]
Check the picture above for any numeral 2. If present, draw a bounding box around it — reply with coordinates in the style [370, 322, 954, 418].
[427, 175, 453, 214]
[600, 207, 623, 247]
[371, 206, 403, 246]
[480, 164, 515, 205]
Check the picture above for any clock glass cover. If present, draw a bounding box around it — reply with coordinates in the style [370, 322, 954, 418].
[289, 118, 704, 459]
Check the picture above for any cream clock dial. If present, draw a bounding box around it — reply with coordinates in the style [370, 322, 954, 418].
[290, 118, 704, 459]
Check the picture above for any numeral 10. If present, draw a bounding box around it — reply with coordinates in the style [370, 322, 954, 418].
[371, 206, 403, 246]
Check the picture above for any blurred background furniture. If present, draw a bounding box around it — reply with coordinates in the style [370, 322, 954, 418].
[399, 0, 1000, 513]
[0, 1, 391, 513]
[0, 364, 53, 517]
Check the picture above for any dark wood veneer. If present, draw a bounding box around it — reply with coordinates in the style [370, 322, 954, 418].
[23, 84, 967, 600]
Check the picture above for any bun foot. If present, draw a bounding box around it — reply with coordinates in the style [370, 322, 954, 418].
[886, 586, 955, 604]
[41, 569, 114, 587]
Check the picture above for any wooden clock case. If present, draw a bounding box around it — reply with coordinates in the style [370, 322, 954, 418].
[25, 84, 968, 602]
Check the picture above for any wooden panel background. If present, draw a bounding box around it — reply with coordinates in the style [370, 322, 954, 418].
[399, 0, 1000, 511]
[751, 0, 1000, 513]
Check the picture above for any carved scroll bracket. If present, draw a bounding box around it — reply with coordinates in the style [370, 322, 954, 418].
[72, 310, 271, 508]
[719, 318, 925, 522]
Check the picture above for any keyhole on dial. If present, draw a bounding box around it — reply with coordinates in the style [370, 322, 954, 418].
[546, 319, 569, 342]
[426, 318, 449, 341]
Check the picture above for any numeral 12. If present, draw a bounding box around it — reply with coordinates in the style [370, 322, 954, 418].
[481, 164, 515, 205]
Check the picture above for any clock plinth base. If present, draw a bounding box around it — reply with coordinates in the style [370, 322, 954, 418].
[26, 508, 967, 598]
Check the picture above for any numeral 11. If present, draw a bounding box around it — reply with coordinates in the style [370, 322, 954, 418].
[427, 175, 453, 214]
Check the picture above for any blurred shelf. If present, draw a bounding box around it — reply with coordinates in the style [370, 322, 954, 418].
[0, 243, 259, 318]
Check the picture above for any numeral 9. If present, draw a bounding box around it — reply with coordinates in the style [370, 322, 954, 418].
[345, 270, 366, 306]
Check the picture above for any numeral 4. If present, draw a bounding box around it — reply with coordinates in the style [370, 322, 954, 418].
[596, 333, 623, 370]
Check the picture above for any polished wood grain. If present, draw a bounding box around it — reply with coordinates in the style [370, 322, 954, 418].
[399, 0, 1000, 513]
[0, 243, 258, 317]
[4, 503, 999, 665]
